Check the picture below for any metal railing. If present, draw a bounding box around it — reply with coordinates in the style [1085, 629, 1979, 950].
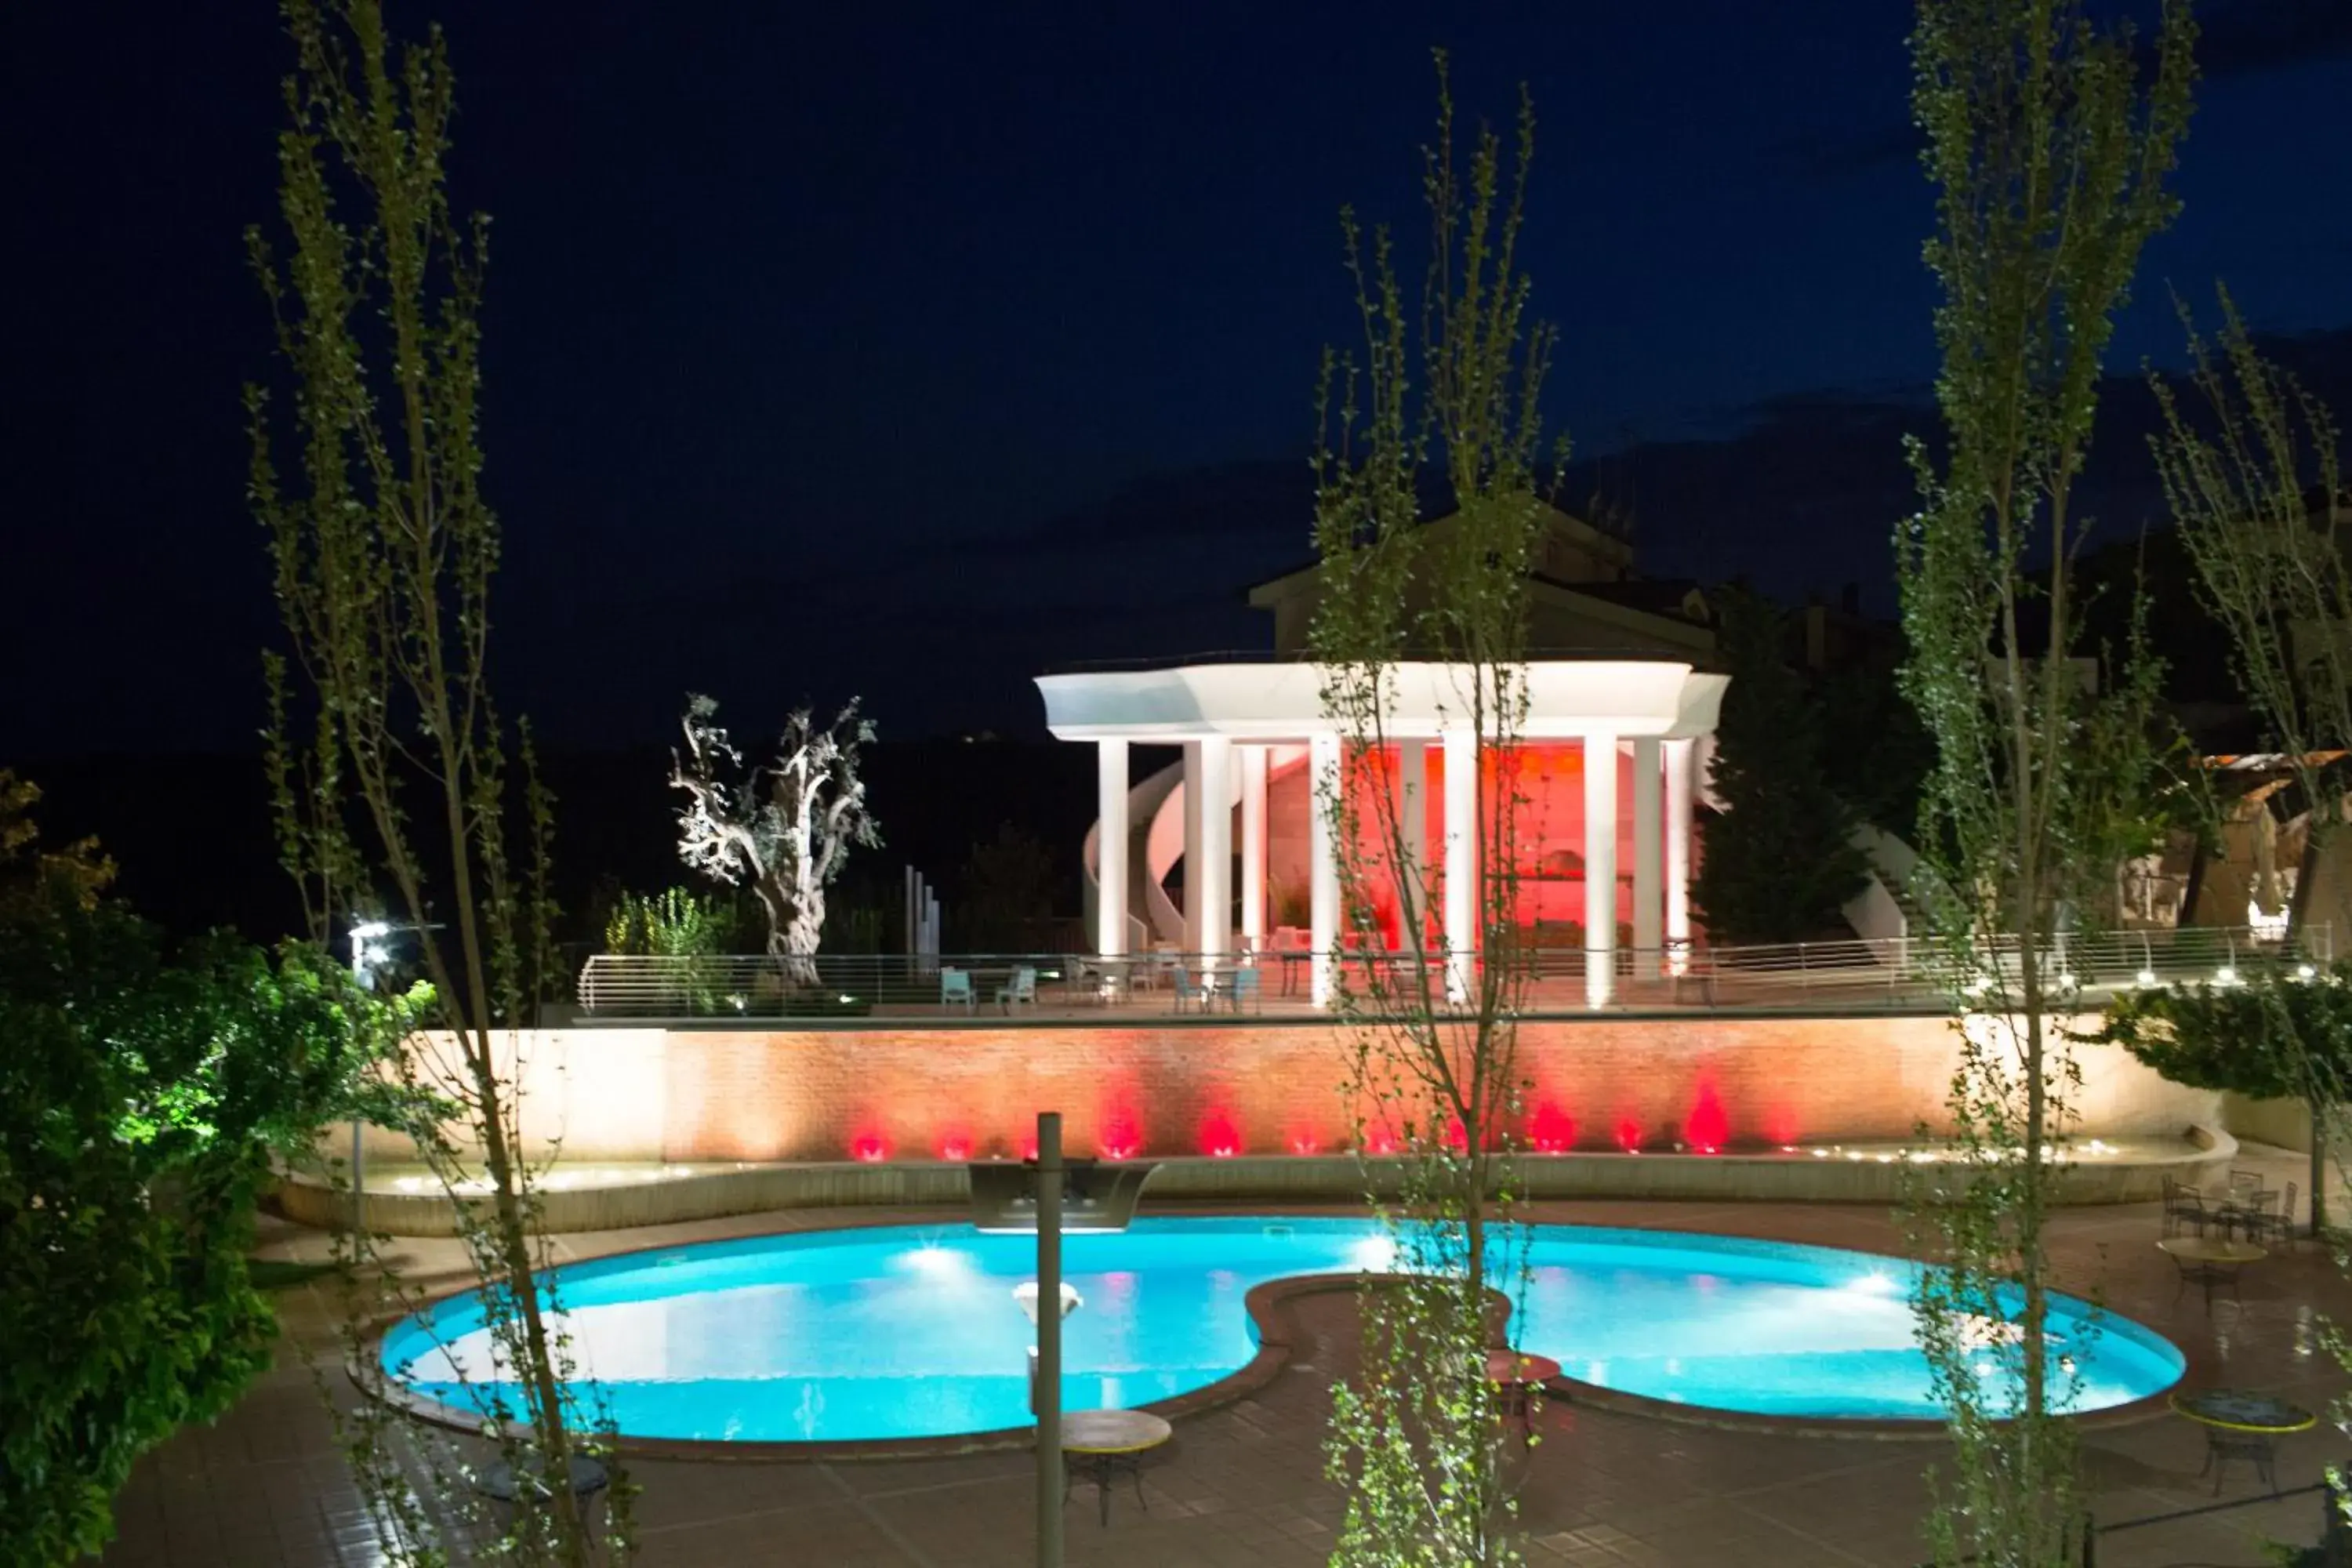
[573, 923, 2328, 1021]
[1917, 1477, 2348, 1567]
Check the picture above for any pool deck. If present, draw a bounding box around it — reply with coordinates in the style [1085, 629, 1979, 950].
[101, 1142, 2352, 1568]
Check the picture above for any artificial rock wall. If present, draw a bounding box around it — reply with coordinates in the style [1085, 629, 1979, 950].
[355, 1014, 2219, 1167]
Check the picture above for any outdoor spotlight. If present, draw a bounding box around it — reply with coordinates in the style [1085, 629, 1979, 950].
[1012, 1280, 1083, 1324]
[347, 919, 394, 990]
[2216, 965, 2238, 985]
[2135, 968, 2156, 988]
[2299, 964, 2318, 981]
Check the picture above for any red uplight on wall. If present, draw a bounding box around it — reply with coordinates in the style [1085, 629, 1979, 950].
[1099, 1112, 1142, 1162]
[1686, 1083, 1730, 1156]
[1287, 1126, 1323, 1156]
[1763, 1105, 1801, 1149]
[1363, 1125, 1398, 1156]
[1445, 1117, 1470, 1152]
[1613, 1116, 1643, 1154]
[1019, 1132, 1040, 1162]
[1530, 1102, 1577, 1154]
[937, 1133, 971, 1163]
[1199, 1111, 1241, 1159]
[851, 1131, 890, 1163]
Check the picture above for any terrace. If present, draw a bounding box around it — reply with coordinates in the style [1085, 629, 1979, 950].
[572, 923, 2320, 1023]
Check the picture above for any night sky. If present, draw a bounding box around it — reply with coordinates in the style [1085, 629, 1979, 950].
[7, 0, 2351, 757]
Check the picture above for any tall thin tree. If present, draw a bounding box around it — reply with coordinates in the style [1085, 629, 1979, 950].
[1312, 53, 1563, 1568]
[248, 2, 627, 1561]
[2149, 296, 2348, 1228]
[1896, 1, 2193, 1563]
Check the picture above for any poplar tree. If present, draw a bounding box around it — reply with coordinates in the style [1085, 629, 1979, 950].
[1311, 54, 1562, 1568]
[1896, 1, 2193, 1563]
[247, 2, 630, 1560]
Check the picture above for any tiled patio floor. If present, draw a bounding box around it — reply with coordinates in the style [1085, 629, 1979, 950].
[99, 1155, 2352, 1567]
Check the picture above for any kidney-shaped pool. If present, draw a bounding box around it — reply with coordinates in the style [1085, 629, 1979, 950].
[379, 1217, 2183, 1443]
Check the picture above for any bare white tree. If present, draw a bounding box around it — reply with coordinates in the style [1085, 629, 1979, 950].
[671, 694, 878, 985]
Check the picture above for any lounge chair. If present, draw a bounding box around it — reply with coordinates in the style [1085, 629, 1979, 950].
[940, 967, 976, 1014]
[996, 964, 1038, 1013]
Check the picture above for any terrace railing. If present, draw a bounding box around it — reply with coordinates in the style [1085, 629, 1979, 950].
[573, 923, 2326, 1021]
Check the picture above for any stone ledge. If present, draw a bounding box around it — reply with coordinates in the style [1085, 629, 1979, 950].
[278, 1130, 2230, 1237]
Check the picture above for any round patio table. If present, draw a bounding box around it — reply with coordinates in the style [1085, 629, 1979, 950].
[2169, 1389, 2313, 1495]
[474, 1454, 609, 1544]
[1485, 1349, 1562, 1443]
[1061, 1409, 1172, 1526]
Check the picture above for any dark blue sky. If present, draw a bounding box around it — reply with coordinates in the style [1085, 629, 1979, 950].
[6, 0, 2350, 753]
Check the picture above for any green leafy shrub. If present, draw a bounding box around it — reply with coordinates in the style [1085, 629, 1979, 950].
[0, 889, 391, 1565]
[602, 887, 739, 956]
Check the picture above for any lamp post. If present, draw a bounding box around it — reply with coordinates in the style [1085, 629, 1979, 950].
[968, 1112, 1158, 1568]
[1034, 1113, 1065, 1568]
[346, 920, 393, 1242]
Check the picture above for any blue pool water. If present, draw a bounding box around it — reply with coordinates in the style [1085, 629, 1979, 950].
[380, 1218, 2183, 1443]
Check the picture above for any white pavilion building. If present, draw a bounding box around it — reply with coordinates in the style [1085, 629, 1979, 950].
[1036, 658, 1726, 1007]
[1036, 503, 1731, 1007]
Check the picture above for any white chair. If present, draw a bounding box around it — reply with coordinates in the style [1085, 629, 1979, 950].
[940, 967, 975, 1013]
[996, 965, 1038, 1013]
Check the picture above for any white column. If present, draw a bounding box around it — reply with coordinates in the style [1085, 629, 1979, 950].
[1240, 746, 1269, 949]
[1196, 735, 1232, 964]
[1632, 736, 1662, 973]
[1097, 739, 1130, 957]
[1584, 731, 1618, 1007]
[1442, 726, 1477, 1005]
[1309, 731, 1341, 1007]
[1397, 739, 1428, 951]
[1665, 738, 1694, 975]
[1181, 740, 1203, 953]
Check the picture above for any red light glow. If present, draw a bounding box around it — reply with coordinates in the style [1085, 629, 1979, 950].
[937, 1133, 971, 1162]
[1529, 1102, 1577, 1154]
[1019, 1133, 1039, 1162]
[1686, 1083, 1730, 1155]
[1613, 1116, 1643, 1153]
[1199, 1110, 1242, 1158]
[1099, 1112, 1142, 1162]
[1287, 1126, 1323, 1156]
[851, 1132, 890, 1163]
[1363, 1125, 1397, 1156]
[1445, 1117, 1470, 1152]
[1763, 1105, 1802, 1148]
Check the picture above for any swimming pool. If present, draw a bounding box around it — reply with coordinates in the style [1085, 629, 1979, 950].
[379, 1218, 2183, 1443]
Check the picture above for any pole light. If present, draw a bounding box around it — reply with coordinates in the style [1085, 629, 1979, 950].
[967, 1114, 1157, 1568]
[344, 919, 395, 1242]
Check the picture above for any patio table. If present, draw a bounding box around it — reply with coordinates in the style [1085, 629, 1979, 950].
[2169, 1388, 2314, 1494]
[474, 1455, 609, 1544]
[1485, 1349, 1561, 1444]
[1061, 1408, 1172, 1526]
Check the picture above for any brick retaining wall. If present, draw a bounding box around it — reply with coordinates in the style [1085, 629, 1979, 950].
[354, 1013, 2216, 1166]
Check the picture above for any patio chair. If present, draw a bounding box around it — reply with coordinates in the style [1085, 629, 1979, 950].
[2161, 1177, 2210, 1239]
[2244, 1181, 2299, 1248]
[1225, 966, 1262, 1014]
[2227, 1168, 2267, 1204]
[1170, 966, 1204, 1014]
[996, 964, 1038, 1014]
[940, 967, 976, 1014]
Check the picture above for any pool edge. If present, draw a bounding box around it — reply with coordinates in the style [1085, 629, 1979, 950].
[356, 1209, 2191, 1458]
